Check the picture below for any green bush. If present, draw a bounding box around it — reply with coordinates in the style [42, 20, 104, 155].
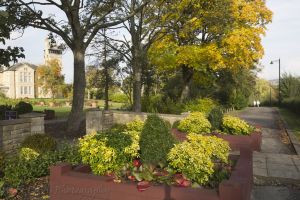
[4, 142, 82, 187]
[184, 98, 217, 115]
[178, 112, 211, 134]
[0, 150, 5, 171]
[125, 119, 144, 132]
[141, 95, 184, 114]
[57, 141, 82, 165]
[4, 152, 60, 187]
[19, 148, 40, 161]
[208, 107, 224, 130]
[21, 134, 57, 154]
[110, 93, 128, 103]
[14, 101, 33, 115]
[172, 120, 181, 129]
[139, 115, 176, 165]
[167, 133, 230, 185]
[222, 115, 252, 135]
[282, 97, 300, 115]
[79, 130, 139, 175]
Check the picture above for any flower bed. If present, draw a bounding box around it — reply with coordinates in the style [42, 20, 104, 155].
[172, 129, 262, 152]
[50, 147, 252, 200]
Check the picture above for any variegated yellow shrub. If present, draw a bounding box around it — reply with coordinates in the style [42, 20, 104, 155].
[222, 115, 253, 135]
[79, 130, 140, 175]
[178, 112, 211, 134]
[167, 133, 230, 184]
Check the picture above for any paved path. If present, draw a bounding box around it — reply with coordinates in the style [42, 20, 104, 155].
[233, 107, 300, 200]
[236, 107, 294, 154]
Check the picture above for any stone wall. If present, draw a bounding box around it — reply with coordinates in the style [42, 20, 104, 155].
[0, 113, 45, 154]
[86, 109, 187, 134]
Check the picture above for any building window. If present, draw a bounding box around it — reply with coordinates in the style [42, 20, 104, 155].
[24, 72, 27, 83]
[28, 72, 31, 82]
[28, 86, 31, 95]
[24, 86, 27, 95]
[20, 86, 23, 95]
[20, 72, 23, 82]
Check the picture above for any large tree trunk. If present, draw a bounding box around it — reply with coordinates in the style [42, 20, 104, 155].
[104, 65, 109, 111]
[67, 47, 86, 132]
[132, 52, 142, 112]
[180, 66, 194, 103]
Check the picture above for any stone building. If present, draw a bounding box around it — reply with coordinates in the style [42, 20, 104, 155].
[0, 35, 63, 99]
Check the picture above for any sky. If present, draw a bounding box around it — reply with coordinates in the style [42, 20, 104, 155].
[4, 0, 300, 83]
[260, 0, 300, 80]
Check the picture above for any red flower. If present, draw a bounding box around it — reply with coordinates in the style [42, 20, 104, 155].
[137, 181, 150, 192]
[8, 188, 18, 197]
[174, 174, 191, 187]
[133, 159, 141, 167]
[128, 175, 136, 181]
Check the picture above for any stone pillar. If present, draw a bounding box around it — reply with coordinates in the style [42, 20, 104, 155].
[19, 112, 45, 135]
[86, 108, 103, 134]
[102, 110, 113, 131]
[0, 118, 31, 154]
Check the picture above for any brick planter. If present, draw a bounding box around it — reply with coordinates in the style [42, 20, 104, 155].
[215, 132, 262, 152]
[50, 148, 253, 200]
[172, 129, 262, 152]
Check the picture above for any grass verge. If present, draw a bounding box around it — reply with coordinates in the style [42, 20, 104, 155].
[278, 108, 300, 141]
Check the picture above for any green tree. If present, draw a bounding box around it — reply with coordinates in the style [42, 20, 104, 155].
[37, 59, 65, 99]
[105, 0, 166, 112]
[280, 73, 300, 99]
[149, 0, 272, 102]
[0, 3, 24, 66]
[4, 0, 148, 132]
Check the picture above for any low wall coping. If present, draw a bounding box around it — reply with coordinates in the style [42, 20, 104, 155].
[0, 118, 31, 126]
[19, 112, 46, 118]
[87, 110, 188, 118]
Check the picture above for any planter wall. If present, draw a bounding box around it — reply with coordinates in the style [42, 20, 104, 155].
[172, 129, 262, 152]
[86, 109, 187, 134]
[50, 148, 253, 200]
[215, 132, 261, 152]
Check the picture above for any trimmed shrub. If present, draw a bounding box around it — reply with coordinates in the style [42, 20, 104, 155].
[168, 134, 230, 185]
[139, 115, 176, 165]
[79, 130, 139, 175]
[208, 107, 224, 130]
[21, 134, 57, 154]
[184, 98, 217, 115]
[178, 112, 211, 134]
[222, 115, 252, 135]
[14, 101, 33, 115]
[164, 120, 172, 130]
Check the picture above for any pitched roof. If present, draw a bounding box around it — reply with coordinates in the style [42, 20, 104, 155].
[4, 63, 38, 71]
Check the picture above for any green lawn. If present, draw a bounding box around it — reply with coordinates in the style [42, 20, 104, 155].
[279, 108, 300, 141]
[33, 100, 125, 119]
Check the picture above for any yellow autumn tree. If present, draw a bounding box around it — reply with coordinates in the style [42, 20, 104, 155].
[37, 59, 65, 99]
[149, 0, 272, 101]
